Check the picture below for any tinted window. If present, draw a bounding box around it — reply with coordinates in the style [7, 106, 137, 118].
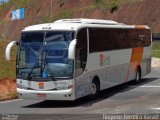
[89, 28, 151, 53]
[21, 32, 44, 42]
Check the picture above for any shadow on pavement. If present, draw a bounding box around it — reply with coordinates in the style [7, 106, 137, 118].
[23, 77, 158, 108]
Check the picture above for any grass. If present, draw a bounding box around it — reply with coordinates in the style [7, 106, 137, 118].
[58, 0, 67, 7]
[152, 51, 160, 58]
[152, 41, 160, 50]
[7, 0, 31, 8]
[30, 15, 52, 25]
[30, 8, 73, 25]
[0, 0, 36, 12]
[54, 9, 73, 20]
[89, 0, 138, 12]
[152, 42, 160, 58]
[0, 40, 17, 79]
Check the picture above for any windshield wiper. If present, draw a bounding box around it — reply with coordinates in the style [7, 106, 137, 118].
[27, 59, 41, 80]
[27, 47, 42, 80]
[41, 45, 49, 73]
[27, 45, 48, 80]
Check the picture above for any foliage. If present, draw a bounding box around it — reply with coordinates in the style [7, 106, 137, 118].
[108, 0, 119, 13]
[91, 0, 138, 13]
[152, 41, 160, 50]
[7, 0, 28, 8]
[152, 42, 160, 58]
[54, 9, 73, 20]
[0, 0, 36, 11]
[152, 50, 160, 58]
[58, 0, 67, 7]
[95, 0, 104, 6]
[30, 8, 73, 25]
[92, 0, 106, 9]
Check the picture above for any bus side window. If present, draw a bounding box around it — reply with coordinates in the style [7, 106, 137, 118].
[75, 28, 87, 77]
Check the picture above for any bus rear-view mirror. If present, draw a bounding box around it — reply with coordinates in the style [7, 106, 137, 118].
[68, 39, 77, 59]
[5, 41, 18, 61]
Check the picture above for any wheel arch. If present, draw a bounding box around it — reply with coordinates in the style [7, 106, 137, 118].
[92, 75, 100, 90]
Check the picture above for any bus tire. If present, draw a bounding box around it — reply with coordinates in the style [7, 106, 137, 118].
[135, 67, 141, 84]
[89, 79, 100, 100]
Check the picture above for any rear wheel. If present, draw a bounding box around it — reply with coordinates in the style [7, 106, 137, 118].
[89, 80, 100, 100]
[135, 67, 141, 84]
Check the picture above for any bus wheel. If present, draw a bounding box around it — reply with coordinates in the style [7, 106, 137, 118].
[135, 67, 141, 84]
[89, 79, 100, 99]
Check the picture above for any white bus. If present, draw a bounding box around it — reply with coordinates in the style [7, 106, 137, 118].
[5, 19, 151, 100]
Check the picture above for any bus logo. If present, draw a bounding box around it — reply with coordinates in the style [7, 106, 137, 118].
[99, 53, 110, 66]
[99, 53, 106, 66]
[38, 82, 44, 89]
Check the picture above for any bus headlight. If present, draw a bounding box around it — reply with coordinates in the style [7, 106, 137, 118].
[57, 86, 68, 90]
[17, 84, 28, 90]
[57, 85, 73, 90]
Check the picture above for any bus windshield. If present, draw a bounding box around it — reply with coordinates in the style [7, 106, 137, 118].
[17, 31, 74, 80]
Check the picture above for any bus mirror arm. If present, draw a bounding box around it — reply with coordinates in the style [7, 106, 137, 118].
[16, 41, 19, 46]
[68, 39, 77, 59]
[5, 41, 18, 61]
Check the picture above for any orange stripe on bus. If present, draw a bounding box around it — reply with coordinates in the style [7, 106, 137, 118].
[130, 47, 144, 72]
[135, 25, 146, 29]
[125, 47, 144, 82]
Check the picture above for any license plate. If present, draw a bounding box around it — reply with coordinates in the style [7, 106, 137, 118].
[36, 93, 47, 98]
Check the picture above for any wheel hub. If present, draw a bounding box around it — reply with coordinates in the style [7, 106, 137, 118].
[91, 83, 97, 95]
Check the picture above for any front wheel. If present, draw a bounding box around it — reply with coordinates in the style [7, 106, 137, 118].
[89, 80, 100, 100]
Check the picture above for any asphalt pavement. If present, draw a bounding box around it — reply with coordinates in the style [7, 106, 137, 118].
[0, 68, 160, 120]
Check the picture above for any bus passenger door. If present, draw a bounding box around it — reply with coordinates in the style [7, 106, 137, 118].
[75, 28, 89, 98]
[75, 48, 83, 77]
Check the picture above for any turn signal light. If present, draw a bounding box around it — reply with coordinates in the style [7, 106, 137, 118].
[68, 85, 73, 89]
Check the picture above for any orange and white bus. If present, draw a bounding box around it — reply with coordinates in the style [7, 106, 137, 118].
[5, 19, 151, 100]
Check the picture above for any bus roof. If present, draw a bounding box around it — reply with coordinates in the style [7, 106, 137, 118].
[22, 18, 150, 32]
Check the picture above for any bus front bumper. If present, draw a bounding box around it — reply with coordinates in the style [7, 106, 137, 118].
[17, 88, 75, 101]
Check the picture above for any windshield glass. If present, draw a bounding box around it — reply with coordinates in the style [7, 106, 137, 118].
[17, 31, 74, 80]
